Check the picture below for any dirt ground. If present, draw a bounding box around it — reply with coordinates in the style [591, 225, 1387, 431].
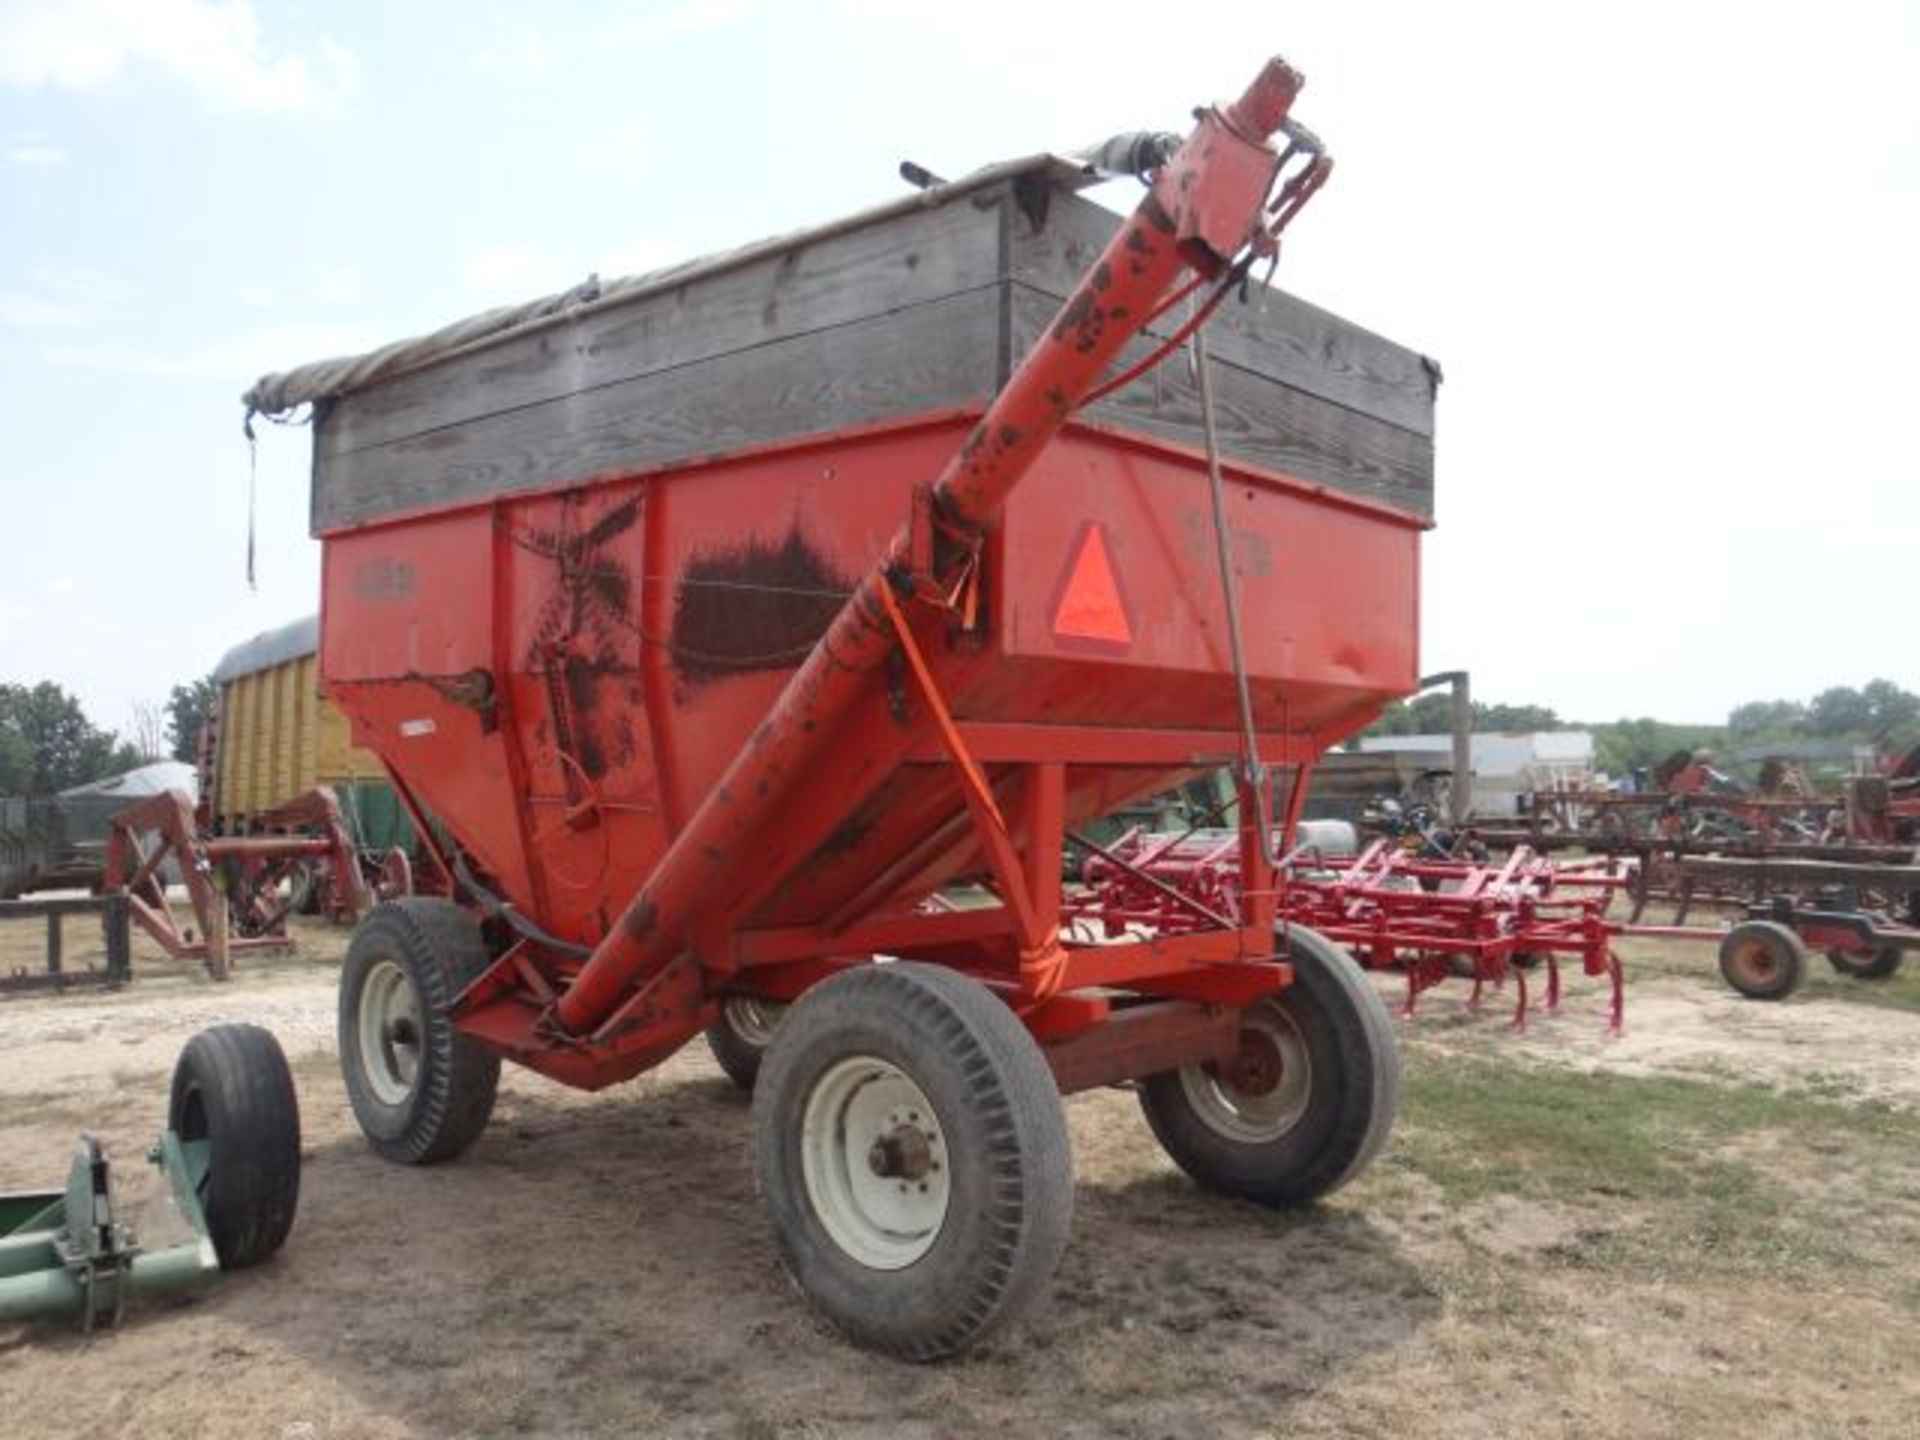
[3, 916, 1918, 1438]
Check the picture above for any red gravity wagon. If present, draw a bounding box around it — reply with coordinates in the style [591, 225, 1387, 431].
[245, 57, 1439, 1357]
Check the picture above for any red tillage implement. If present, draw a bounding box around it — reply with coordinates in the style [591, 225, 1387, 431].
[1072, 833, 1633, 1034]
[255, 58, 1435, 1357]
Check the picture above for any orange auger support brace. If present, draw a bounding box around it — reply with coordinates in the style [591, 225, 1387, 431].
[551, 57, 1322, 1039]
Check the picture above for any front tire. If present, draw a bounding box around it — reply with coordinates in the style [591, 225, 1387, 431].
[168, 1023, 302, 1269]
[1139, 927, 1400, 1207]
[339, 899, 500, 1164]
[753, 963, 1073, 1361]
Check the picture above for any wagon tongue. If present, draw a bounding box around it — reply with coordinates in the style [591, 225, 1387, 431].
[470, 57, 1334, 1065]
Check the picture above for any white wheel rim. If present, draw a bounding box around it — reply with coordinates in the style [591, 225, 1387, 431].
[800, 1056, 951, 1270]
[1178, 1001, 1313, 1144]
[358, 958, 423, 1107]
[723, 996, 786, 1047]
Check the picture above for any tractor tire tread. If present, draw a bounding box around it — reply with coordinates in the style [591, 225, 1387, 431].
[1140, 926, 1400, 1207]
[754, 963, 1072, 1361]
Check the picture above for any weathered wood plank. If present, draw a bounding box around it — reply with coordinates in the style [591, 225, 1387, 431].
[311, 169, 1437, 530]
[1007, 188, 1438, 437]
[317, 190, 1009, 463]
[314, 288, 1003, 531]
[1007, 285, 1433, 517]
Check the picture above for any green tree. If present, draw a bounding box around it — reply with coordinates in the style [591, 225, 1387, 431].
[1861, 678, 1920, 742]
[166, 676, 218, 763]
[1589, 717, 1724, 778]
[1728, 698, 1807, 733]
[1477, 702, 1561, 731]
[0, 722, 31, 794]
[1364, 695, 1562, 740]
[0, 682, 136, 794]
[1807, 685, 1871, 736]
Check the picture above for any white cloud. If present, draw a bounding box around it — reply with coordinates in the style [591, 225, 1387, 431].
[0, 1, 360, 113]
[5, 131, 66, 165]
[461, 243, 573, 299]
[232, 280, 278, 309]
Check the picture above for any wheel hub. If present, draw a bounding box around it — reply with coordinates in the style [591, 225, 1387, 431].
[867, 1123, 935, 1181]
[357, 958, 423, 1107]
[1178, 1000, 1314, 1144]
[1730, 942, 1776, 982]
[801, 1057, 950, 1270]
[1219, 1030, 1283, 1097]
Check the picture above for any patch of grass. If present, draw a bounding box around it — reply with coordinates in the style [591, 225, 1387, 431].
[1393, 1048, 1919, 1284]
[1797, 1068, 1867, 1102]
[1795, 959, 1920, 1014]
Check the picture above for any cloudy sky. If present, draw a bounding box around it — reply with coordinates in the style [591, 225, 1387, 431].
[1, 0, 1914, 738]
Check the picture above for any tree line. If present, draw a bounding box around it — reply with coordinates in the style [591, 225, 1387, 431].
[0, 677, 216, 796]
[1362, 679, 1920, 779]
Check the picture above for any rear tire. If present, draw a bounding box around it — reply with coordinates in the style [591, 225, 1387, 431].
[1826, 944, 1904, 981]
[168, 1023, 301, 1269]
[1718, 920, 1806, 1000]
[1139, 927, 1400, 1207]
[705, 995, 788, 1093]
[753, 963, 1073, 1361]
[339, 899, 500, 1164]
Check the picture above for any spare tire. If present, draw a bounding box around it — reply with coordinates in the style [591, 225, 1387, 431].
[168, 1023, 302, 1269]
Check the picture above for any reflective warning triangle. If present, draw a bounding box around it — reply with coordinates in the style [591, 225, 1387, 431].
[1051, 523, 1133, 648]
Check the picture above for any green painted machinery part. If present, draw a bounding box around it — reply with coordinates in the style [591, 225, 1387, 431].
[0, 1130, 219, 1328]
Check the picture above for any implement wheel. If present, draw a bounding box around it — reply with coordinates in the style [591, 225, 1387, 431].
[1826, 944, 1905, 981]
[1718, 921, 1806, 1000]
[169, 1023, 301, 1269]
[705, 995, 788, 1093]
[753, 963, 1073, 1361]
[1139, 927, 1400, 1207]
[339, 899, 500, 1164]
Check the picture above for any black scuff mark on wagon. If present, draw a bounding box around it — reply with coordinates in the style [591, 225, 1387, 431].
[623, 898, 659, 942]
[562, 654, 609, 779]
[821, 808, 878, 857]
[669, 528, 855, 688]
[1123, 226, 1156, 277]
